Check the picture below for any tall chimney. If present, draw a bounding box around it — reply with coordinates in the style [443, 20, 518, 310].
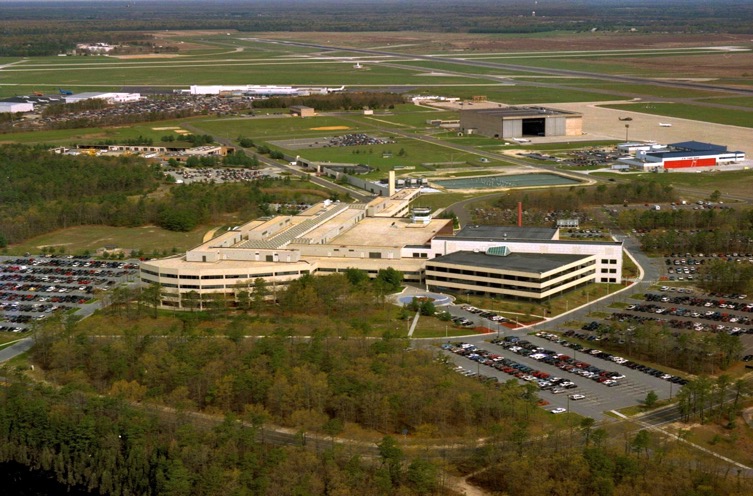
[518, 202, 523, 227]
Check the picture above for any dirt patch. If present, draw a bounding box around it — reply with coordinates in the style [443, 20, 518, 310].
[310, 126, 350, 131]
[152, 126, 181, 131]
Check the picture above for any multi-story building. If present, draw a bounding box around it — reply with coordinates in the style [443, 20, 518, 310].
[140, 194, 622, 309]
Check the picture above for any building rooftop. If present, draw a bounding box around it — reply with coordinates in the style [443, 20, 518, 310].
[452, 225, 558, 241]
[428, 250, 591, 274]
[669, 141, 727, 153]
[332, 217, 451, 247]
[461, 106, 580, 119]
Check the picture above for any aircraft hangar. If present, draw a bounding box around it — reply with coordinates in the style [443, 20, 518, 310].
[459, 106, 583, 139]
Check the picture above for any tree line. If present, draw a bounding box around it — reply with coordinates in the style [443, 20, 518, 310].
[0, 145, 328, 245]
[252, 92, 405, 112]
[0, 381, 448, 496]
[584, 319, 742, 375]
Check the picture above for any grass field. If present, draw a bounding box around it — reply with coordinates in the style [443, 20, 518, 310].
[600, 102, 753, 128]
[592, 169, 753, 198]
[6, 224, 208, 256]
[697, 96, 753, 108]
[555, 81, 723, 99]
[0, 117, 216, 145]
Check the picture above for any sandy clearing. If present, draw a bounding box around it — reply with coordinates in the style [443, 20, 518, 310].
[310, 126, 350, 131]
[152, 126, 181, 131]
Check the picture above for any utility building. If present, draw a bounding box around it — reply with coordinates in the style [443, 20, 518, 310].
[459, 106, 582, 139]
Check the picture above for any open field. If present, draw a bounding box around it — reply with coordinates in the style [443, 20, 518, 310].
[600, 102, 753, 129]
[6, 225, 207, 256]
[698, 96, 753, 108]
[592, 169, 753, 199]
[0, 118, 206, 145]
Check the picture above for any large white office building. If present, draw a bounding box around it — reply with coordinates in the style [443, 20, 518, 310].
[140, 194, 623, 309]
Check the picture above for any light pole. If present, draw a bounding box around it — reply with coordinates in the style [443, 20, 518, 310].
[625, 124, 630, 142]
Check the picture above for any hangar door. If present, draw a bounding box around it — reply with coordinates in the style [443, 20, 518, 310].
[502, 119, 522, 138]
[545, 116, 566, 136]
[522, 118, 546, 137]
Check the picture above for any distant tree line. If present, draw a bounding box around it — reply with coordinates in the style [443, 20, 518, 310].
[0, 145, 326, 244]
[252, 92, 405, 111]
[0, 381, 446, 496]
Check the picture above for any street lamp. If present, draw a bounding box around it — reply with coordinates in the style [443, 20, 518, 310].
[625, 124, 630, 142]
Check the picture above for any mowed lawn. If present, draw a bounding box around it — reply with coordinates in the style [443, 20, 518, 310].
[592, 169, 753, 198]
[0, 117, 211, 145]
[8, 225, 208, 256]
[600, 102, 753, 128]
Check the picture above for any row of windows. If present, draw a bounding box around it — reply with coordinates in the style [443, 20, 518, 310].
[428, 269, 595, 297]
[426, 261, 595, 284]
[144, 271, 300, 281]
[601, 259, 618, 265]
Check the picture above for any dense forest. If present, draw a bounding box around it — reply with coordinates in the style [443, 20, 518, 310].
[252, 93, 406, 112]
[2, 1, 753, 56]
[0, 144, 329, 246]
[6, 272, 752, 495]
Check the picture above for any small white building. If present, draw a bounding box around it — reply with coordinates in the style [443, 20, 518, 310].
[0, 102, 34, 113]
[64, 92, 141, 104]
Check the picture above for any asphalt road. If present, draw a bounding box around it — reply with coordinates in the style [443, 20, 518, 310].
[0, 338, 33, 364]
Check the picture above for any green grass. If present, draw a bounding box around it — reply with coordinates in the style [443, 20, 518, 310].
[0, 118, 207, 145]
[7, 224, 208, 256]
[600, 102, 753, 128]
[411, 192, 476, 210]
[697, 96, 753, 108]
[0, 59, 475, 90]
[556, 81, 722, 99]
[592, 169, 753, 198]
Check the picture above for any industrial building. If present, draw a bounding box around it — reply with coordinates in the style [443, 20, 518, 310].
[185, 85, 344, 97]
[0, 102, 34, 113]
[63, 92, 141, 104]
[140, 194, 622, 309]
[459, 106, 583, 139]
[618, 141, 746, 171]
[290, 105, 315, 117]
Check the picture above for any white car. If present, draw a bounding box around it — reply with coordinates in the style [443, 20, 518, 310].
[569, 394, 586, 401]
[550, 407, 567, 414]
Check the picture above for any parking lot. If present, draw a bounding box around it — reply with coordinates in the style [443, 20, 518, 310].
[440, 329, 681, 420]
[0, 256, 138, 333]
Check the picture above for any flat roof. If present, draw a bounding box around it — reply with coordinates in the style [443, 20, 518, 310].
[453, 225, 558, 241]
[428, 251, 591, 274]
[669, 141, 727, 153]
[461, 106, 580, 119]
[332, 217, 451, 247]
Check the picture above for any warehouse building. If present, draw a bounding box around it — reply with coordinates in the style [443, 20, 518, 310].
[619, 141, 746, 171]
[63, 92, 141, 104]
[0, 102, 34, 113]
[290, 105, 315, 117]
[459, 106, 583, 139]
[140, 194, 622, 308]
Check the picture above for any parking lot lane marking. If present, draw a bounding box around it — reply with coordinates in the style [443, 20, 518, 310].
[610, 410, 628, 419]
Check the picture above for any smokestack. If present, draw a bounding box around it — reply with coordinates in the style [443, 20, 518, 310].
[518, 202, 523, 227]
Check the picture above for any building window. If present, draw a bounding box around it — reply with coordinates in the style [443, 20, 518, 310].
[369, 252, 382, 259]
